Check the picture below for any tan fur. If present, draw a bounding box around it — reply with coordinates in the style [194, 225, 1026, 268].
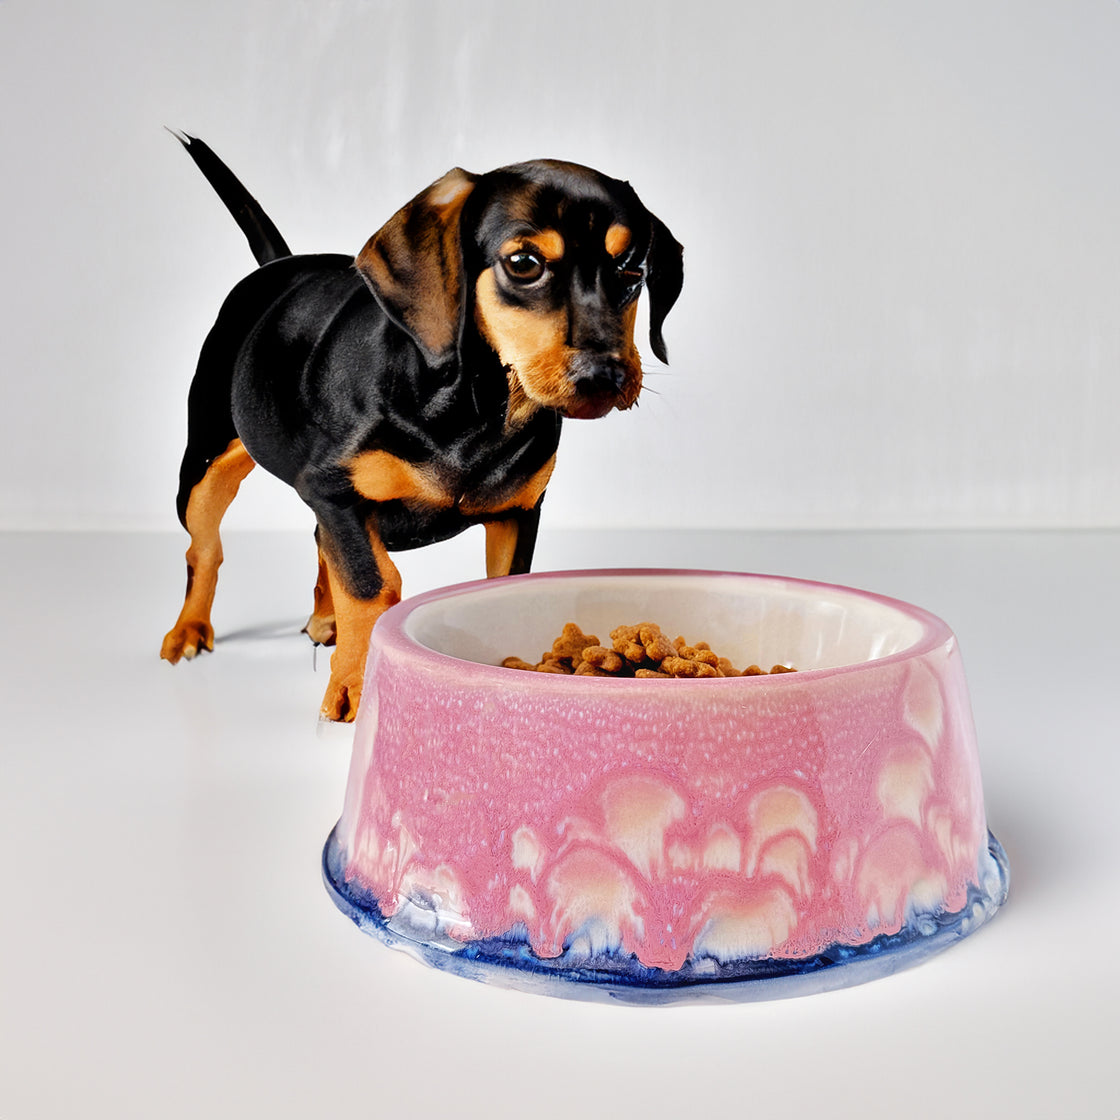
[473, 268, 576, 417]
[317, 524, 402, 722]
[605, 223, 632, 257]
[460, 454, 556, 516]
[303, 543, 336, 646]
[616, 301, 643, 409]
[484, 520, 520, 578]
[499, 229, 565, 262]
[480, 454, 554, 578]
[160, 438, 256, 662]
[347, 449, 453, 506]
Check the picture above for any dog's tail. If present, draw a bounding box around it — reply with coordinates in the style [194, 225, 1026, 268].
[167, 128, 291, 266]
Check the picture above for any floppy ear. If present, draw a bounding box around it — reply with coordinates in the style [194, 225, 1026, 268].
[355, 168, 477, 365]
[645, 214, 684, 364]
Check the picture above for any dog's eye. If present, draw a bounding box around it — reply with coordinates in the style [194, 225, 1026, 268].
[503, 252, 547, 284]
[616, 260, 644, 289]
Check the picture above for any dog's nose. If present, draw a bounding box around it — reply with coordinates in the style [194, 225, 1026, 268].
[570, 355, 627, 397]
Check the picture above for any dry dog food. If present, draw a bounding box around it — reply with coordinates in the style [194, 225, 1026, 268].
[501, 621, 796, 679]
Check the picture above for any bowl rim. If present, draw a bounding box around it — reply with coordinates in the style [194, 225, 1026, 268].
[373, 567, 955, 688]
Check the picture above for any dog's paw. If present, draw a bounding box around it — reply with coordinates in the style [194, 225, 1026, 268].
[302, 611, 337, 647]
[160, 620, 214, 663]
[320, 672, 362, 723]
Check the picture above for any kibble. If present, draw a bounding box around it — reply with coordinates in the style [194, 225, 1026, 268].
[500, 620, 796, 679]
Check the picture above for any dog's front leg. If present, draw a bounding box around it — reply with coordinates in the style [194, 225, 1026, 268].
[484, 500, 542, 578]
[311, 504, 401, 722]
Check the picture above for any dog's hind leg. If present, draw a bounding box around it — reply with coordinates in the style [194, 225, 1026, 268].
[161, 438, 255, 663]
[302, 526, 337, 647]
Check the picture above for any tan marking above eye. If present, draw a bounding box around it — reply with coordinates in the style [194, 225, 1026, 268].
[605, 223, 632, 257]
[347, 450, 453, 507]
[499, 228, 565, 262]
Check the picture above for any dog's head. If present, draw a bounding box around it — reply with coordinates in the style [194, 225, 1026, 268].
[356, 159, 683, 423]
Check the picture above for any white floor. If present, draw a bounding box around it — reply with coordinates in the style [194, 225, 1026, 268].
[3, 527, 1118, 1119]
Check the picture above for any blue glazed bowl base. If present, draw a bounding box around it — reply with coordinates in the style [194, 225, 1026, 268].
[322, 828, 1010, 1006]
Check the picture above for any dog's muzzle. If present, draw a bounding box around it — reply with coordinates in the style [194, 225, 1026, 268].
[565, 353, 639, 419]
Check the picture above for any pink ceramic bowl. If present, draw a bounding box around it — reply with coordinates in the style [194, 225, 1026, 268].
[324, 569, 1008, 1003]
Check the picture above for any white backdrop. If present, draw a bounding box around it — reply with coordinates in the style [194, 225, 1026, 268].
[2, 0, 1118, 531]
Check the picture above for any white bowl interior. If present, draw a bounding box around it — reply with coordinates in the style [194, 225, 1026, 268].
[403, 573, 928, 672]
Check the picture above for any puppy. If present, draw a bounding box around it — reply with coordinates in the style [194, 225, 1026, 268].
[160, 133, 683, 720]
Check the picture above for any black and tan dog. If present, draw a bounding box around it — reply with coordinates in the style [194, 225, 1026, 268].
[160, 132, 683, 720]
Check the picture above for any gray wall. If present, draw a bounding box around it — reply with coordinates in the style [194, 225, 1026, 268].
[3, 0, 1118, 530]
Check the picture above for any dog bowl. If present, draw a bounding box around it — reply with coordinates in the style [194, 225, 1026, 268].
[324, 569, 1008, 1004]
